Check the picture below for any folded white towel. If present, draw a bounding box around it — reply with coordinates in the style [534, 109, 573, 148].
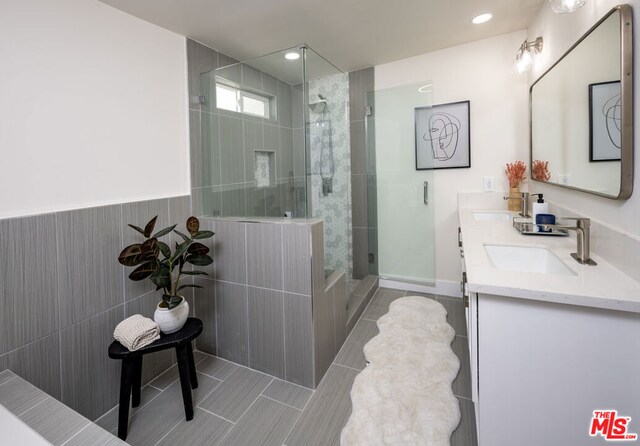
[113, 314, 160, 351]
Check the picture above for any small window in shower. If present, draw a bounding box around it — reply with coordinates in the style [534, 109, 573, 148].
[215, 82, 272, 119]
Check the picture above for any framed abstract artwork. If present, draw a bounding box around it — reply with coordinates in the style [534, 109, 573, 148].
[415, 100, 470, 170]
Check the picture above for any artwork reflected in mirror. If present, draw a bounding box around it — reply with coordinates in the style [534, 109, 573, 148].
[589, 81, 621, 162]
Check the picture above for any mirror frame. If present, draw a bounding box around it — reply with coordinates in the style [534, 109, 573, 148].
[529, 4, 634, 199]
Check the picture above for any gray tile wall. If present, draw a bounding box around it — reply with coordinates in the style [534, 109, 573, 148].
[0, 195, 194, 421]
[188, 39, 304, 219]
[348, 67, 378, 278]
[193, 218, 345, 389]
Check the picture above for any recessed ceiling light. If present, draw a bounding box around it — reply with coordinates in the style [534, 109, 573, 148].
[472, 13, 492, 24]
[285, 52, 300, 60]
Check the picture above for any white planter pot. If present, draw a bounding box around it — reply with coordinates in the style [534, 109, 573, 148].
[154, 298, 189, 334]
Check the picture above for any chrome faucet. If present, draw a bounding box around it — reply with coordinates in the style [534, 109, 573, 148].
[503, 192, 530, 217]
[540, 218, 597, 265]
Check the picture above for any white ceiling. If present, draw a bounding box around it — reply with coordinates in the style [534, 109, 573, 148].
[100, 0, 544, 73]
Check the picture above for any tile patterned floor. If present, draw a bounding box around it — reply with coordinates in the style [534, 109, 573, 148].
[96, 287, 477, 445]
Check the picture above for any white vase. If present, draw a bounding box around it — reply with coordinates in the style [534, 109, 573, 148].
[154, 297, 189, 334]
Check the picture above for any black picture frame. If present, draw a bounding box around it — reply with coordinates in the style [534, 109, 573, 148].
[589, 80, 622, 162]
[415, 100, 471, 170]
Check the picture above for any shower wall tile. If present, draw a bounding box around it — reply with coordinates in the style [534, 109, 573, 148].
[351, 174, 368, 228]
[248, 186, 266, 217]
[60, 305, 124, 421]
[168, 195, 193, 235]
[187, 39, 199, 108]
[314, 281, 335, 386]
[219, 115, 245, 185]
[279, 127, 294, 179]
[263, 74, 278, 96]
[265, 186, 282, 217]
[215, 281, 249, 366]
[282, 224, 312, 295]
[292, 84, 304, 129]
[247, 287, 285, 378]
[244, 119, 264, 152]
[0, 214, 59, 354]
[190, 110, 204, 188]
[349, 120, 366, 175]
[242, 64, 263, 91]
[211, 220, 246, 284]
[195, 43, 218, 84]
[121, 198, 170, 301]
[264, 124, 280, 153]
[310, 222, 325, 300]
[283, 293, 314, 388]
[201, 112, 221, 187]
[221, 187, 247, 217]
[293, 128, 305, 178]
[217, 53, 241, 85]
[57, 204, 124, 329]
[246, 223, 283, 290]
[352, 227, 369, 280]
[193, 277, 216, 355]
[332, 274, 347, 354]
[3, 334, 61, 400]
[278, 81, 293, 128]
[348, 67, 373, 122]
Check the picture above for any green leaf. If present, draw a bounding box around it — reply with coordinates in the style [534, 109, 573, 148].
[177, 284, 203, 291]
[173, 229, 191, 243]
[192, 230, 215, 239]
[144, 216, 158, 238]
[186, 216, 200, 236]
[152, 224, 177, 239]
[171, 240, 190, 263]
[127, 224, 145, 236]
[186, 255, 213, 266]
[162, 295, 183, 310]
[150, 266, 171, 289]
[118, 244, 146, 266]
[128, 261, 157, 281]
[157, 241, 171, 259]
[181, 270, 208, 276]
[187, 242, 209, 256]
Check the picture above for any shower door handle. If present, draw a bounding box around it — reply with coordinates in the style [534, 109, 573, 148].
[423, 181, 428, 205]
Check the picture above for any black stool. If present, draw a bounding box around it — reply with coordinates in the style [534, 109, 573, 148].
[108, 317, 203, 441]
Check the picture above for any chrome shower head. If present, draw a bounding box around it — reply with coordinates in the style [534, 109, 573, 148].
[309, 94, 327, 113]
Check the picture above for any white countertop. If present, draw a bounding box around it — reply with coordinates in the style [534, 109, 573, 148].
[458, 208, 640, 313]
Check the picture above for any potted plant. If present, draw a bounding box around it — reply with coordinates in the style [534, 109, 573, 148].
[118, 215, 214, 334]
[505, 161, 527, 212]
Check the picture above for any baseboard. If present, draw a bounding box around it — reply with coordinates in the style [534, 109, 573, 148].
[378, 278, 462, 299]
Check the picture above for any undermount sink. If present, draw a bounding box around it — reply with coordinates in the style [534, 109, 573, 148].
[473, 212, 514, 221]
[484, 244, 576, 276]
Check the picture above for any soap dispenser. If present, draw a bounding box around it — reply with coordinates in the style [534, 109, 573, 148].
[531, 194, 548, 232]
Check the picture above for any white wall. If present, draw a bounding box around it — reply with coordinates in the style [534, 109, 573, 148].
[528, 1, 640, 238]
[0, 0, 189, 219]
[375, 31, 530, 283]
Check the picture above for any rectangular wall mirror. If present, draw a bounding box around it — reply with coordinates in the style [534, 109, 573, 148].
[530, 4, 633, 199]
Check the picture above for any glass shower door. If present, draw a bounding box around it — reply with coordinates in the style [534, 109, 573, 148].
[368, 82, 436, 285]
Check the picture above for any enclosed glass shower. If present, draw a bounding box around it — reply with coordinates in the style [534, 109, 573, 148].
[197, 45, 354, 291]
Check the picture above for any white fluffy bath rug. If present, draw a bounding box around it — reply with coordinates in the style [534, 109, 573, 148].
[340, 296, 461, 446]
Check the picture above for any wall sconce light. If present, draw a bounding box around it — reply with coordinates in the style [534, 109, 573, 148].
[514, 37, 543, 73]
[549, 0, 586, 14]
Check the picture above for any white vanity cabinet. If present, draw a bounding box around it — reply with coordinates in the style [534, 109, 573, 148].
[457, 212, 640, 446]
[473, 293, 640, 446]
